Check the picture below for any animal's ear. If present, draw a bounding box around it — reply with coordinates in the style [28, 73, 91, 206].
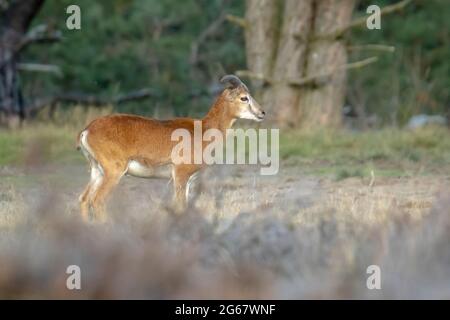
[220, 75, 249, 92]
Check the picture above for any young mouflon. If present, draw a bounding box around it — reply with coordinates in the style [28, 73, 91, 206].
[77, 75, 265, 221]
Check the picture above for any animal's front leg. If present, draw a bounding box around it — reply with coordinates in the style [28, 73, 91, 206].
[172, 165, 198, 213]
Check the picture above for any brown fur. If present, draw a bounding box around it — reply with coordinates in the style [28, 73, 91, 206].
[77, 80, 264, 222]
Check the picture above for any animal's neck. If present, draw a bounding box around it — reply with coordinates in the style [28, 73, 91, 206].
[202, 94, 236, 133]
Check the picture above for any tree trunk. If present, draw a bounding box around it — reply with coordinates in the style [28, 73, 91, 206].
[0, 0, 45, 127]
[244, 0, 280, 89]
[0, 47, 24, 126]
[244, 0, 355, 128]
[298, 0, 355, 128]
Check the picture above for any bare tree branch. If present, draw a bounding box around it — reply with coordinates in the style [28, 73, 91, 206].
[236, 57, 379, 88]
[151, 18, 184, 40]
[225, 14, 247, 28]
[315, 0, 412, 40]
[189, 0, 230, 65]
[17, 63, 62, 76]
[18, 24, 62, 50]
[25, 88, 156, 115]
[1, 24, 62, 69]
[347, 44, 396, 53]
[289, 57, 379, 87]
[343, 0, 411, 32]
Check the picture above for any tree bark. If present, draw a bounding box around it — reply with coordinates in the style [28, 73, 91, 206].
[0, 0, 45, 126]
[244, 0, 355, 128]
[297, 0, 355, 128]
[268, 0, 314, 126]
[244, 0, 280, 90]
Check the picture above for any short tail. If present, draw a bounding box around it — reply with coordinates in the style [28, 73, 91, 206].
[76, 130, 83, 150]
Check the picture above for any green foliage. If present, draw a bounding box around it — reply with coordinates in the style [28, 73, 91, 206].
[23, 0, 245, 117]
[20, 0, 449, 125]
[349, 0, 449, 125]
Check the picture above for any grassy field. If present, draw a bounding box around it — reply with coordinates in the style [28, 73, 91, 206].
[1, 123, 449, 175]
[0, 123, 449, 298]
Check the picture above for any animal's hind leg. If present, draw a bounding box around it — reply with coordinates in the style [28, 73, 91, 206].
[79, 161, 102, 222]
[90, 170, 122, 222]
[79, 182, 92, 222]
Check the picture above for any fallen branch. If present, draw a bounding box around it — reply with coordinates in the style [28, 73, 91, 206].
[25, 88, 156, 115]
[58, 89, 155, 106]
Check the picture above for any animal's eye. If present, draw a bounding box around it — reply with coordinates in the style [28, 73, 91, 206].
[240, 97, 249, 102]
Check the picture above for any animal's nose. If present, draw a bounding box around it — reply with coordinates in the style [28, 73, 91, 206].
[261, 110, 266, 117]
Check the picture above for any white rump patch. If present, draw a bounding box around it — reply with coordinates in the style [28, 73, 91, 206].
[79, 129, 105, 188]
[80, 130, 94, 160]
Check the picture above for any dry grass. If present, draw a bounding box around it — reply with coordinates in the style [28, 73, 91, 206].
[0, 157, 449, 298]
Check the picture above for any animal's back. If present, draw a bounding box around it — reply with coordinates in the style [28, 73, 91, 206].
[79, 114, 198, 166]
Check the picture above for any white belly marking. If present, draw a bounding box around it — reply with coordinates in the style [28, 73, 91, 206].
[126, 160, 172, 179]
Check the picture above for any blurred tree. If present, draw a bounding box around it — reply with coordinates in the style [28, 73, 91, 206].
[22, 0, 246, 119]
[242, 0, 414, 128]
[243, 0, 356, 128]
[6, 0, 447, 128]
[349, 0, 449, 127]
[0, 0, 48, 126]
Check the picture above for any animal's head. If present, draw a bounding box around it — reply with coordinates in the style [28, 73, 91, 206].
[220, 75, 265, 122]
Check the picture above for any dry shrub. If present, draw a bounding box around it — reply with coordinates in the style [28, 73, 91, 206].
[0, 187, 274, 299]
[0, 179, 449, 299]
